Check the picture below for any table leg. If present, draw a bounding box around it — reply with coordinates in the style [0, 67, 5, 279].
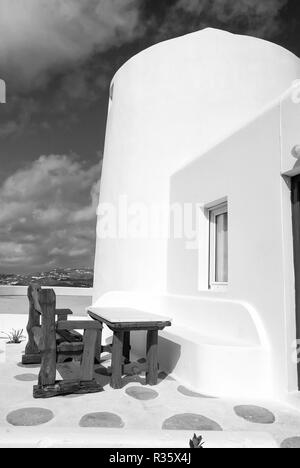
[123, 331, 131, 364]
[95, 324, 103, 364]
[146, 330, 158, 386]
[111, 331, 124, 389]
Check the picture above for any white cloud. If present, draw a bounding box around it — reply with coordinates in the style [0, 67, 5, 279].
[0, 154, 101, 272]
[0, 0, 140, 89]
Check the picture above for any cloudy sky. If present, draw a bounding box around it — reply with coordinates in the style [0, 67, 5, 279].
[0, 0, 299, 274]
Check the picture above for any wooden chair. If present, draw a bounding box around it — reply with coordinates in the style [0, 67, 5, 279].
[22, 284, 102, 398]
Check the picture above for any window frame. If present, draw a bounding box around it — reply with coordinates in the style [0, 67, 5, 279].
[208, 202, 228, 291]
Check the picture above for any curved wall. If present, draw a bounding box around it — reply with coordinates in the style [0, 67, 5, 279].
[94, 28, 300, 300]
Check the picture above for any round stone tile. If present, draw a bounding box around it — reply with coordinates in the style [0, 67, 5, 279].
[7, 408, 54, 426]
[59, 394, 83, 399]
[125, 386, 159, 401]
[281, 437, 300, 448]
[234, 405, 275, 424]
[162, 413, 222, 431]
[177, 385, 215, 399]
[17, 362, 40, 369]
[79, 412, 125, 428]
[14, 373, 38, 382]
[158, 372, 174, 381]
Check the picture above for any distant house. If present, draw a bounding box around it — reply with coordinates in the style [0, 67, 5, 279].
[0, 79, 6, 103]
[93, 29, 300, 400]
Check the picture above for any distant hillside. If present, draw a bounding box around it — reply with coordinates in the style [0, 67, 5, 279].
[0, 268, 94, 288]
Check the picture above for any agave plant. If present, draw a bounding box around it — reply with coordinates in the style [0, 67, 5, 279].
[189, 434, 205, 448]
[0, 329, 25, 344]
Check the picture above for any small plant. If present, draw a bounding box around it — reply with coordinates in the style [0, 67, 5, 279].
[0, 329, 25, 344]
[189, 434, 205, 448]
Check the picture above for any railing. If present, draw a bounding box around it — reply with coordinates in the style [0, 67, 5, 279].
[0, 286, 93, 297]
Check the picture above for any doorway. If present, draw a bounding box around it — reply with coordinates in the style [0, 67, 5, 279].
[291, 174, 300, 389]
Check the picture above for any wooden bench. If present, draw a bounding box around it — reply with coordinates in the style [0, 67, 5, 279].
[88, 307, 172, 389]
[22, 284, 102, 398]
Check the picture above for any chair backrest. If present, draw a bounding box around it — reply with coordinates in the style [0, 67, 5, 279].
[27, 283, 43, 315]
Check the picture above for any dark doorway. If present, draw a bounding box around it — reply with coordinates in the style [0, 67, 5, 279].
[291, 174, 300, 389]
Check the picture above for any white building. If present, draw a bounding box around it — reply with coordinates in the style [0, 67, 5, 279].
[93, 28, 300, 400]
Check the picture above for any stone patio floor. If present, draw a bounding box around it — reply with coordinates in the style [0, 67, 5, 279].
[1, 340, 300, 448]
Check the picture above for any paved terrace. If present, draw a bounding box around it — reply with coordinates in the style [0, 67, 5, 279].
[1, 296, 300, 448]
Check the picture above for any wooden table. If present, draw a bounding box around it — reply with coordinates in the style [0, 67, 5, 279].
[88, 307, 172, 389]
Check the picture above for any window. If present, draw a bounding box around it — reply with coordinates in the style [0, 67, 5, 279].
[209, 202, 228, 289]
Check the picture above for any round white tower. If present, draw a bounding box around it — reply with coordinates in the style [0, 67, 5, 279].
[94, 28, 300, 301]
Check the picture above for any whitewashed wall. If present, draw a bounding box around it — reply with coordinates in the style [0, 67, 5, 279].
[167, 97, 298, 397]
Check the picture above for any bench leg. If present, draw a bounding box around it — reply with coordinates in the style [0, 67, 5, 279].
[22, 284, 41, 365]
[37, 290, 57, 387]
[123, 331, 131, 364]
[80, 329, 98, 381]
[111, 331, 124, 389]
[146, 330, 158, 386]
